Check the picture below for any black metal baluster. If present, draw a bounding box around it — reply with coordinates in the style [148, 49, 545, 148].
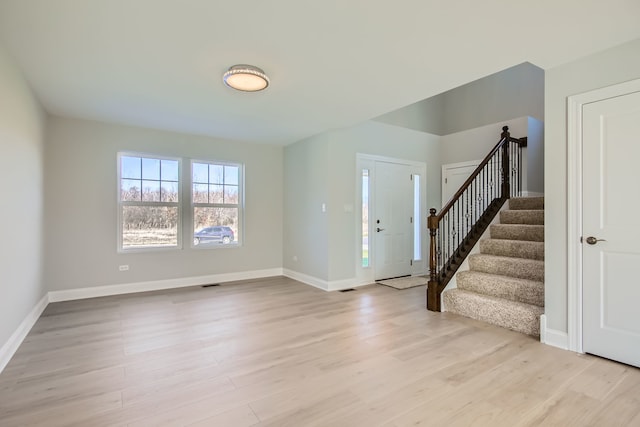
[483, 164, 487, 211]
[519, 142, 523, 195]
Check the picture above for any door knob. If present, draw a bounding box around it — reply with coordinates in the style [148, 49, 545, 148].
[377, 227, 385, 232]
[585, 236, 606, 245]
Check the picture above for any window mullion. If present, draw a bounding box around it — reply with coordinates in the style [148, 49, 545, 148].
[122, 201, 179, 208]
[192, 203, 238, 208]
[119, 153, 181, 250]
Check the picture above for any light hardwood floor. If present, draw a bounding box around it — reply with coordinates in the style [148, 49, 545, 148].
[1, 276, 639, 426]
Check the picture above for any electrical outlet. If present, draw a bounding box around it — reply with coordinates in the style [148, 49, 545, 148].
[119, 265, 129, 271]
[293, 255, 298, 262]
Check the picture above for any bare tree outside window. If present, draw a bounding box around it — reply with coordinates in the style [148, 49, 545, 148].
[192, 161, 242, 246]
[119, 155, 180, 249]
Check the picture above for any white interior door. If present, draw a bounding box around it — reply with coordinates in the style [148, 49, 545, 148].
[442, 161, 480, 206]
[374, 161, 412, 280]
[582, 89, 640, 368]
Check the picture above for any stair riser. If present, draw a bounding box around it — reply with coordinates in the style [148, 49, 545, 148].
[490, 224, 544, 242]
[480, 239, 544, 261]
[457, 271, 544, 307]
[509, 197, 544, 210]
[443, 289, 542, 336]
[469, 255, 544, 282]
[500, 210, 544, 225]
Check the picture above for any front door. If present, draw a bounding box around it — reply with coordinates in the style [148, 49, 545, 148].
[374, 161, 412, 280]
[582, 88, 640, 368]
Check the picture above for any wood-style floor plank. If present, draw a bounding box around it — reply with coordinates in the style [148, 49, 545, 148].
[0, 276, 637, 426]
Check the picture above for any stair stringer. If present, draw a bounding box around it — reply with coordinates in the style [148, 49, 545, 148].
[441, 199, 511, 312]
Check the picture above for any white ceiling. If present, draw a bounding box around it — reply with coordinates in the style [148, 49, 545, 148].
[0, 1, 638, 145]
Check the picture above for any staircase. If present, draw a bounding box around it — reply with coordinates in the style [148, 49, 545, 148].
[442, 197, 544, 336]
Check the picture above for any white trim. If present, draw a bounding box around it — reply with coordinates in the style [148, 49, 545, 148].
[355, 157, 375, 286]
[540, 314, 569, 350]
[283, 268, 374, 292]
[356, 153, 427, 281]
[2, 269, 284, 373]
[48, 268, 283, 302]
[566, 78, 640, 354]
[4, 267, 377, 374]
[117, 152, 183, 253]
[441, 159, 482, 169]
[0, 293, 49, 373]
[190, 159, 245, 249]
[567, 91, 584, 354]
[283, 269, 329, 291]
[327, 277, 375, 291]
[441, 159, 481, 207]
[355, 153, 427, 169]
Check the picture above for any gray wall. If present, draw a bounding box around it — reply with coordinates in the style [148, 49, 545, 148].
[526, 117, 544, 194]
[545, 38, 640, 333]
[284, 121, 441, 283]
[44, 117, 283, 291]
[0, 45, 46, 351]
[375, 62, 544, 136]
[439, 117, 529, 166]
[326, 122, 441, 282]
[283, 133, 330, 281]
[371, 95, 444, 136]
[283, 117, 543, 285]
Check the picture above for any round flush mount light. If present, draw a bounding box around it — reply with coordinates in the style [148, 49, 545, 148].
[223, 64, 270, 92]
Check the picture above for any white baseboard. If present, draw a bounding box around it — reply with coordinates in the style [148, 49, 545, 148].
[327, 277, 374, 291]
[0, 272, 575, 376]
[282, 269, 329, 290]
[48, 268, 284, 302]
[0, 293, 49, 373]
[1, 269, 285, 374]
[539, 315, 569, 350]
[283, 269, 373, 291]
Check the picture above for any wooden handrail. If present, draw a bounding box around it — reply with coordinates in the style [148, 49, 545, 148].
[427, 126, 526, 311]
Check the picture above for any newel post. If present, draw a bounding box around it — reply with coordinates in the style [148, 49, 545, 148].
[426, 208, 441, 311]
[501, 125, 511, 199]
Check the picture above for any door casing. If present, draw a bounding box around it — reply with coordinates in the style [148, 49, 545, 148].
[441, 160, 480, 207]
[355, 154, 427, 284]
[566, 78, 640, 354]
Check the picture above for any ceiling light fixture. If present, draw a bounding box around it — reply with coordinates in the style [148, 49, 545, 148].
[223, 64, 270, 92]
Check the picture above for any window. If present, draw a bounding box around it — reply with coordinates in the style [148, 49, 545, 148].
[413, 174, 421, 261]
[192, 161, 242, 247]
[362, 169, 370, 267]
[118, 154, 180, 250]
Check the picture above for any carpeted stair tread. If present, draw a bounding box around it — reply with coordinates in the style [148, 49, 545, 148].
[443, 197, 545, 337]
[443, 288, 543, 336]
[469, 254, 544, 282]
[509, 197, 544, 210]
[490, 224, 544, 242]
[500, 210, 544, 225]
[456, 270, 544, 307]
[480, 239, 544, 260]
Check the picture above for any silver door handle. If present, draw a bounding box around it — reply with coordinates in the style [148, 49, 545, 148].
[584, 236, 606, 245]
[377, 227, 385, 232]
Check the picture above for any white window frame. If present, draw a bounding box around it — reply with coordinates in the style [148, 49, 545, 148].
[117, 152, 182, 252]
[190, 159, 244, 249]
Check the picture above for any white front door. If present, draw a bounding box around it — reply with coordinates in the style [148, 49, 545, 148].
[582, 88, 640, 368]
[374, 161, 412, 280]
